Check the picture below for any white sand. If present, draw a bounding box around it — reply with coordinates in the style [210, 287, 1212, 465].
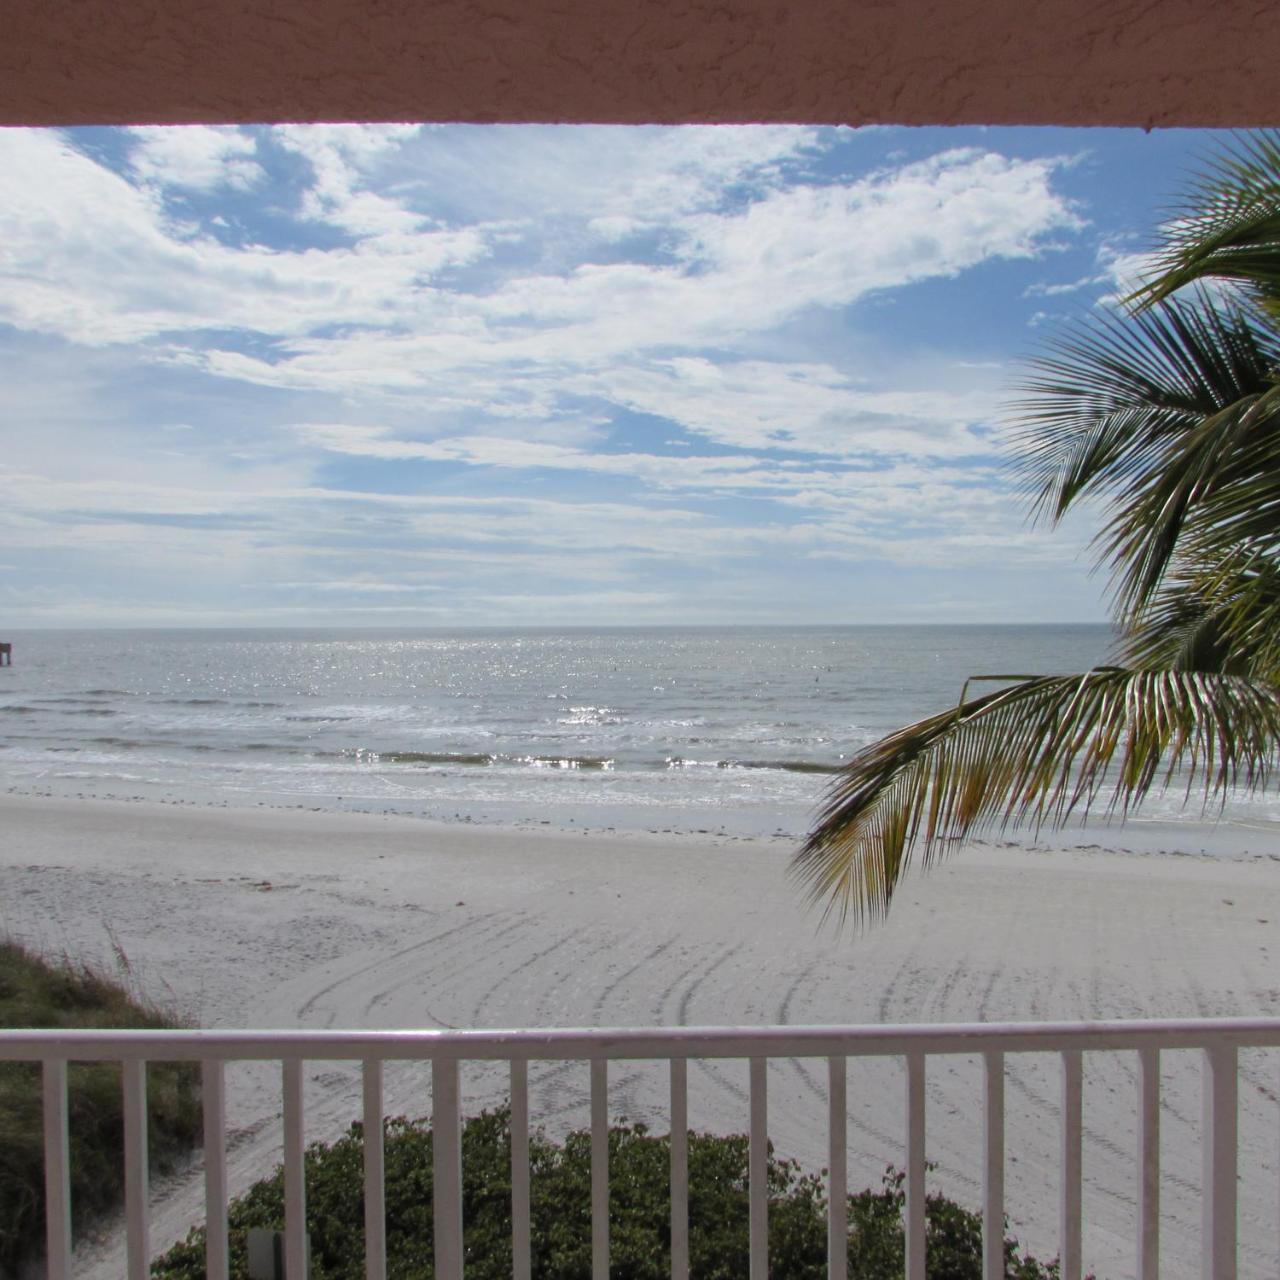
[3, 792, 1279, 1277]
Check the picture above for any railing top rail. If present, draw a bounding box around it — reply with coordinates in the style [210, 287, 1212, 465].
[3, 1017, 1280, 1061]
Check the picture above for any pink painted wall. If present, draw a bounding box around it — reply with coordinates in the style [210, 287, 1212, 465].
[5, 0, 1279, 128]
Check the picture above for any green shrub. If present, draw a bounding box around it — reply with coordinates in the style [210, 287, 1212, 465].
[153, 1109, 1073, 1279]
[0, 939, 202, 1276]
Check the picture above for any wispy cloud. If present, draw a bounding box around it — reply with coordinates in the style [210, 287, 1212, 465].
[0, 122, 1175, 626]
[129, 125, 265, 192]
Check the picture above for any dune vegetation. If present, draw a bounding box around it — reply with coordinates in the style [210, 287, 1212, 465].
[0, 937, 201, 1276]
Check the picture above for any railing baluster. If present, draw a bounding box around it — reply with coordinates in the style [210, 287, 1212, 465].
[1137, 1047, 1159, 1280]
[433, 1058, 464, 1280]
[904, 1051, 926, 1280]
[511, 1059, 531, 1280]
[42, 1059, 71, 1280]
[123, 1059, 149, 1280]
[983, 1050, 1004, 1280]
[591, 1058, 609, 1280]
[1202, 1045, 1238, 1280]
[202, 1059, 229, 1280]
[749, 1056, 767, 1280]
[283, 1058, 308, 1280]
[827, 1056, 847, 1280]
[8, 1018, 1280, 1280]
[1059, 1049, 1082, 1280]
[362, 1060, 386, 1280]
[670, 1058, 689, 1280]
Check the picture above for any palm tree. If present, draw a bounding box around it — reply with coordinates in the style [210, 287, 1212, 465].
[792, 134, 1280, 926]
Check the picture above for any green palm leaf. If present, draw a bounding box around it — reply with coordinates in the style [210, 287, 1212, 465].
[1117, 553, 1280, 675]
[792, 668, 1280, 926]
[1123, 551, 1280, 679]
[1127, 131, 1280, 318]
[1100, 378, 1280, 618]
[1009, 294, 1280, 618]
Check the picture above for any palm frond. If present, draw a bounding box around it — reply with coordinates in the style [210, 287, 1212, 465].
[791, 668, 1280, 927]
[1127, 131, 1280, 316]
[1012, 294, 1277, 517]
[1122, 551, 1280, 680]
[1165, 384, 1280, 556]
[1008, 294, 1280, 614]
[1101, 380, 1280, 617]
[1120, 565, 1250, 675]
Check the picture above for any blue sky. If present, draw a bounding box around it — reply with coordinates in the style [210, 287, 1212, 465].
[0, 123, 1231, 627]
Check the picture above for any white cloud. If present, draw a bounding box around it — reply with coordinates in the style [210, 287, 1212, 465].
[1095, 243, 1156, 302]
[679, 149, 1079, 306]
[570, 359, 1002, 458]
[0, 131, 1077, 376]
[273, 124, 429, 236]
[129, 126, 263, 192]
[291, 423, 807, 492]
[0, 123, 1119, 625]
[276, 347, 1004, 469]
[390, 124, 823, 231]
[0, 129, 487, 345]
[1024, 272, 1110, 298]
[165, 146, 1079, 439]
[466, 150, 1076, 348]
[270, 579, 444, 594]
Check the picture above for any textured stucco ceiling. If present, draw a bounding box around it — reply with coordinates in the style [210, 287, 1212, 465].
[5, 0, 1280, 128]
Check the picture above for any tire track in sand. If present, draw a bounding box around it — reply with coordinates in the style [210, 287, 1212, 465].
[294, 911, 505, 1021]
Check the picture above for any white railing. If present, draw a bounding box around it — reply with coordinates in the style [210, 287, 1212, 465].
[4, 1017, 1279, 1280]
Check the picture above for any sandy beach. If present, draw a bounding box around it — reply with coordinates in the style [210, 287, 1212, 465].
[3, 791, 1279, 1277]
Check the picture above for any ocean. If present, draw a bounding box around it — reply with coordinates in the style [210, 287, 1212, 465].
[0, 623, 1266, 837]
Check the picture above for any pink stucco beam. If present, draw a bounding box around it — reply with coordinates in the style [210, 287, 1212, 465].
[5, 0, 1280, 129]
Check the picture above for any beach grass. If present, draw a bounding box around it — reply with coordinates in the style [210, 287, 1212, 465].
[0, 937, 202, 1275]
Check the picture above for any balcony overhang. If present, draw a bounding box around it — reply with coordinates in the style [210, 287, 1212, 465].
[5, 0, 1279, 129]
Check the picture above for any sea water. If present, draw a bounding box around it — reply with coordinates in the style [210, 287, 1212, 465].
[1, 624, 1267, 837]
